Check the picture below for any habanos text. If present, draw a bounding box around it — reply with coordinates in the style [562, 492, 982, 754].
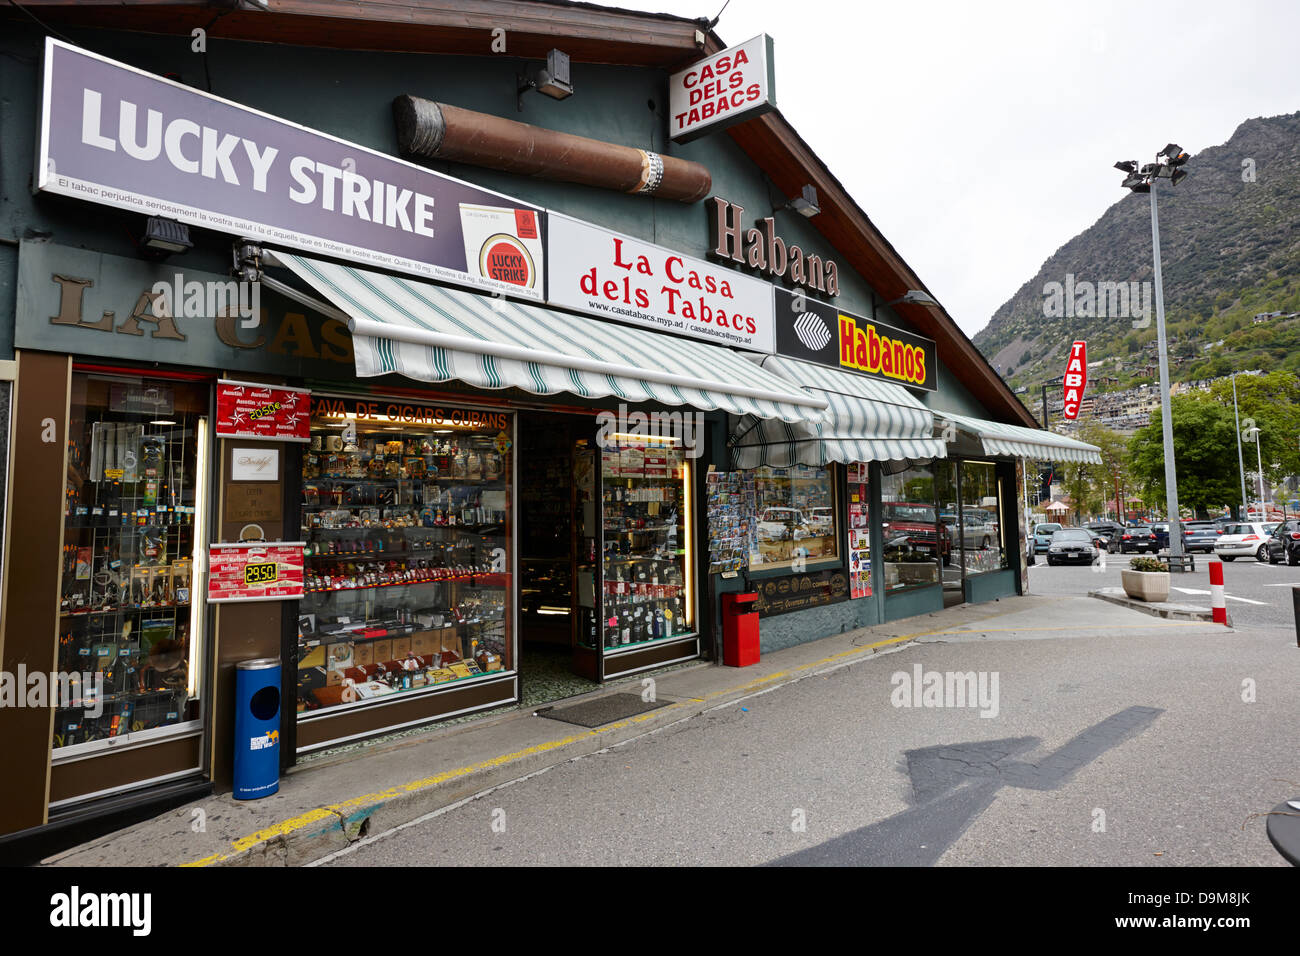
[840, 314, 927, 387]
[580, 237, 759, 335]
[675, 48, 763, 131]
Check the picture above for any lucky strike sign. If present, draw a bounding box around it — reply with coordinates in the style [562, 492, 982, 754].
[36, 39, 544, 300]
[1063, 341, 1087, 419]
[216, 380, 311, 442]
[547, 214, 775, 352]
[669, 35, 777, 143]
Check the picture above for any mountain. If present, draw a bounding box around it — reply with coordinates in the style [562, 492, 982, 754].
[973, 112, 1300, 394]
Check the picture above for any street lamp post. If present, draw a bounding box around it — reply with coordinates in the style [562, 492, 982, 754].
[1245, 424, 1265, 517]
[1231, 372, 1249, 520]
[1114, 145, 1191, 569]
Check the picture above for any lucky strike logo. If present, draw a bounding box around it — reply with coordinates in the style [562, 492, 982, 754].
[839, 314, 927, 386]
[479, 233, 535, 288]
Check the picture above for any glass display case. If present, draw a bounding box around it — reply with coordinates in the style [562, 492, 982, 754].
[298, 405, 512, 714]
[56, 374, 209, 750]
[599, 441, 694, 653]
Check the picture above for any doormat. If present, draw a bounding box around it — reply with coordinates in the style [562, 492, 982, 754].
[537, 692, 670, 727]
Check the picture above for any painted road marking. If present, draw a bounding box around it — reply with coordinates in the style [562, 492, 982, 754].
[1171, 586, 1268, 605]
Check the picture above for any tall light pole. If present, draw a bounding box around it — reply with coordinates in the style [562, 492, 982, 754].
[1115, 145, 1191, 568]
[1231, 372, 1248, 519]
[1245, 424, 1265, 517]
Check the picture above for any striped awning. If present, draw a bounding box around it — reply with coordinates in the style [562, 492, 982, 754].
[936, 411, 1102, 464]
[730, 355, 947, 468]
[270, 252, 827, 423]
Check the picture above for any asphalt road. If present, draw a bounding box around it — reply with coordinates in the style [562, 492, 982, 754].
[319, 596, 1300, 867]
[1029, 550, 1300, 629]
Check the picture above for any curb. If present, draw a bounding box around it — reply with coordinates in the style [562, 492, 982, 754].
[181, 632, 919, 867]
[1088, 588, 1227, 625]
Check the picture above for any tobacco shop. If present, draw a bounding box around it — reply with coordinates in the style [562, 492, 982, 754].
[0, 3, 1096, 853]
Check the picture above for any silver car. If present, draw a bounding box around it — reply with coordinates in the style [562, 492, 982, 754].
[1214, 522, 1277, 562]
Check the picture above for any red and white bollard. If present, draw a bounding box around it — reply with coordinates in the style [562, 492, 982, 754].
[1209, 560, 1228, 625]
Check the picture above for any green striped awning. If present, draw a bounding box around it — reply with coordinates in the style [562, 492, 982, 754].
[936, 411, 1102, 464]
[271, 252, 827, 423]
[730, 355, 947, 468]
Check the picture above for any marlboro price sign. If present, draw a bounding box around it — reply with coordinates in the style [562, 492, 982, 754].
[1062, 341, 1087, 420]
[208, 541, 305, 603]
[216, 380, 311, 442]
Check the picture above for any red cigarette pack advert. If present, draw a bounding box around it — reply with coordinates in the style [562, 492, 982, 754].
[215, 380, 311, 443]
[208, 541, 306, 603]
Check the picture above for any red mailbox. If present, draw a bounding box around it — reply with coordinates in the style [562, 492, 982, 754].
[722, 592, 760, 667]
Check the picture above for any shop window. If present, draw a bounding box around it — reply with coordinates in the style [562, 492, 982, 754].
[57, 374, 210, 750]
[599, 439, 694, 650]
[747, 464, 838, 571]
[880, 462, 943, 591]
[959, 460, 1007, 574]
[299, 402, 512, 714]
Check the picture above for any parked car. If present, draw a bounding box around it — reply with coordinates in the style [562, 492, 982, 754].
[1214, 522, 1275, 562]
[1045, 528, 1099, 566]
[1085, 520, 1126, 553]
[958, 507, 998, 550]
[1032, 522, 1062, 553]
[881, 502, 952, 564]
[1119, 526, 1160, 553]
[1265, 519, 1300, 566]
[1183, 520, 1222, 554]
[806, 507, 834, 535]
[758, 507, 809, 542]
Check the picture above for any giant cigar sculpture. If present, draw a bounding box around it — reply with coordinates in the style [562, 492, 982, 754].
[393, 96, 711, 203]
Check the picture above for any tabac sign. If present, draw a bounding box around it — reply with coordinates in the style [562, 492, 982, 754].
[1062, 340, 1087, 419]
[773, 288, 937, 391]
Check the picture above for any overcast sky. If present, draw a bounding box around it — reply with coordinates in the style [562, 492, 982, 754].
[616, 0, 1300, 337]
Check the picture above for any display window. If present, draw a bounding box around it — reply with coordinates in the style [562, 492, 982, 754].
[747, 464, 838, 570]
[599, 439, 694, 652]
[298, 399, 513, 714]
[958, 461, 1007, 574]
[880, 462, 944, 591]
[57, 373, 211, 751]
[845, 463, 871, 598]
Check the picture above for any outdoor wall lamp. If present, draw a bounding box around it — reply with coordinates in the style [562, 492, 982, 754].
[141, 216, 192, 259]
[518, 49, 573, 110]
[777, 184, 820, 218]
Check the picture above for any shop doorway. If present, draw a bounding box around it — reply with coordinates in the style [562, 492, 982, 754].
[517, 412, 599, 704]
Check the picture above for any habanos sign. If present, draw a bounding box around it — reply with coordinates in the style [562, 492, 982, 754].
[547, 213, 775, 352]
[1062, 341, 1087, 419]
[773, 288, 937, 391]
[669, 35, 777, 143]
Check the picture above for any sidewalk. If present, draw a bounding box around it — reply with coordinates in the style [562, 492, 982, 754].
[44, 594, 1231, 867]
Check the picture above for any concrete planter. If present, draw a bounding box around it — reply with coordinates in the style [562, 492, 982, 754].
[1121, 569, 1170, 602]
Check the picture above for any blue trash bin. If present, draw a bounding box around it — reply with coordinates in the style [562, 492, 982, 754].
[233, 658, 281, 800]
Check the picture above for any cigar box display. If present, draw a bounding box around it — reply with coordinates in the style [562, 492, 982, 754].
[56, 373, 207, 751]
[298, 403, 514, 713]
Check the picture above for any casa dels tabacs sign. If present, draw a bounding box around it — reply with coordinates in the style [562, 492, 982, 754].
[773, 288, 937, 391]
[668, 35, 777, 143]
[1062, 340, 1087, 419]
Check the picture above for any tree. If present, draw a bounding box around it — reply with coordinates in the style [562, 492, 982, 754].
[1128, 396, 1241, 517]
[1075, 422, 1131, 518]
[1206, 371, 1300, 492]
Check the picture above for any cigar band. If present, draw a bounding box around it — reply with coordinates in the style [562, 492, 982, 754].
[631, 150, 665, 195]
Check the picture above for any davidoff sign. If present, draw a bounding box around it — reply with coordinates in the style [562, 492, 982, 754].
[709, 197, 840, 298]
